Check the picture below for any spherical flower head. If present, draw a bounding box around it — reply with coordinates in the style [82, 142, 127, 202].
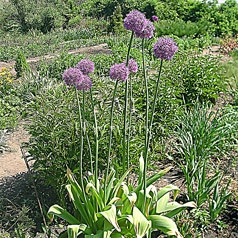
[62, 67, 84, 87]
[124, 10, 147, 34]
[109, 63, 129, 82]
[76, 75, 92, 91]
[152, 15, 159, 22]
[123, 58, 138, 73]
[76, 59, 95, 75]
[135, 19, 155, 39]
[153, 37, 178, 61]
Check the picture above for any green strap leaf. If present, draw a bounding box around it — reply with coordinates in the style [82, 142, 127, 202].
[48, 204, 79, 225]
[156, 193, 170, 214]
[134, 167, 171, 193]
[157, 185, 179, 200]
[148, 215, 182, 238]
[131, 207, 152, 238]
[68, 224, 87, 238]
[164, 201, 197, 218]
[100, 204, 121, 232]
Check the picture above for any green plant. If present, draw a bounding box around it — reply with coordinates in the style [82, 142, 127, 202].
[15, 50, 31, 78]
[109, 5, 125, 34]
[48, 163, 195, 238]
[220, 36, 238, 55]
[0, 67, 23, 130]
[208, 176, 232, 222]
[166, 51, 226, 105]
[174, 103, 233, 207]
[228, 75, 238, 106]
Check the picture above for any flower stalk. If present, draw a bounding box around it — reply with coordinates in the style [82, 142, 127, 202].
[90, 88, 99, 190]
[122, 31, 134, 174]
[143, 60, 163, 208]
[104, 79, 119, 202]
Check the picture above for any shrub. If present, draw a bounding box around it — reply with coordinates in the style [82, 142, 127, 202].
[165, 50, 226, 105]
[0, 67, 23, 130]
[154, 19, 210, 38]
[15, 50, 31, 78]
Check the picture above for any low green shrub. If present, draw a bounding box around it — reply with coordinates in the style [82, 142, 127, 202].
[0, 67, 23, 130]
[154, 19, 210, 38]
[165, 51, 226, 105]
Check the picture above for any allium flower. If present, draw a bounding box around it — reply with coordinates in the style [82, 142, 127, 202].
[76, 75, 92, 91]
[153, 37, 178, 61]
[135, 19, 155, 39]
[152, 15, 159, 22]
[124, 10, 147, 34]
[123, 58, 138, 73]
[76, 59, 95, 75]
[62, 67, 84, 87]
[109, 63, 129, 82]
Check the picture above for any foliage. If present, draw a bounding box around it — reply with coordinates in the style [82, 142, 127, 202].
[174, 103, 235, 207]
[154, 19, 210, 38]
[165, 51, 226, 105]
[1, 0, 79, 33]
[15, 50, 31, 78]
[0, 27, 108, 61]
[48, 163, 195, 238]
[220, 36, 238, 55]
[109, 5, 125, 34]
[208, 177, 232, 222]
[0, 67, 23, 130]
[228, 75, 238, 106]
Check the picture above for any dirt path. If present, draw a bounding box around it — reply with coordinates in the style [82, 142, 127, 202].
[0, 43, 110, 75]
[0, 127, 29, 178]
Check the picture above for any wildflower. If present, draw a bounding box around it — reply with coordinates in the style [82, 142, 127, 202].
[109, 63, 129, 82]
[152, 15, 159, 22]
[124, 10, 147, 34]
[62, 67, 84, 87]
[0, 81, 2, 84]
[124, 59, 138, 73]
[153, 37, 178, 61]
[135, 19, 155, 39]
[76, 75, 92, 91]
[76, 59, 95, 75]
[19, 81, 22, 84]
[1, 67, 7, 71]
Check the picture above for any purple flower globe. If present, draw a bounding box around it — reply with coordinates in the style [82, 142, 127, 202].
[153, 37, 178, 61]
[124, 58, 138, 73]
[76, 75, 92, 91]
[135, 19, 155, 39]
[62, 67, 84, 87]
[76, 59, 95, 75]
[152, 15, 159, 22]
[109, 63, 129, 82]
[124, 10, 147, 34]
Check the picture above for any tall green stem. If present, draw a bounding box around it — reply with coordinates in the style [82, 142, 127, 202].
[127, 77, 133, 176]
[104, 80, 119, 203]
[75, 89, 85, 194]
[75, 88, 97, 231]
[90, 88, 99, 190]
[142, 38, 149, 204]
[122, 31, 134, 174]
[143, 60, 163, 208]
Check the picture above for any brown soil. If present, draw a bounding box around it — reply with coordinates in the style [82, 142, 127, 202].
[0, 126, 29, 178]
